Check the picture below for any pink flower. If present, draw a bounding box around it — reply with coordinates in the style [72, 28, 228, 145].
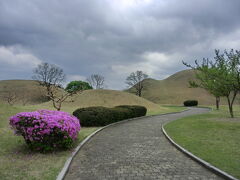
[9, 109, 81, 151]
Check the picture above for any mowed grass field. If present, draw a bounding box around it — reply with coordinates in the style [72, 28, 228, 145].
[164, 106, 240, 179]
[0, 103, 98, 180]
[0, 90, 185, 180]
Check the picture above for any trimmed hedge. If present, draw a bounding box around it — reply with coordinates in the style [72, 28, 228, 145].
[115, 105, 147, 117]
[183, 100, 198, 106]
[73, 105, 147, 127]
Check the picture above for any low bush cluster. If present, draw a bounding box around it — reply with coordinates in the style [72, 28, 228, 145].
[183, 100, 198, 106]
[73, 105, 147, 127]
[10, 110, 80, 152]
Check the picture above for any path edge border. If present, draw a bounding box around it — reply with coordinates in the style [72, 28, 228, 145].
[162, 119, 239, 180]
[56, 108, 189, 180]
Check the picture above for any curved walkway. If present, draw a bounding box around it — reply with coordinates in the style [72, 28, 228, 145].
[65, 108, 223, 180]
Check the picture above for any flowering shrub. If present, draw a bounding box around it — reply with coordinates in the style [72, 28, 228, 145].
[10, 110, 80, 152]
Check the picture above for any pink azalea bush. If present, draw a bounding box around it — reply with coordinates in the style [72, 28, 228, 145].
[10, 110, 80, 152]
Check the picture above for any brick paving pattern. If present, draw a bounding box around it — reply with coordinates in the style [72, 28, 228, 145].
[65, 108, 223, 180]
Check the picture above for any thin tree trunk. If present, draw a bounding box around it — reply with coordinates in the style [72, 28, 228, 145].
[216, 96, 220, 110]
[52, 100, 58, 111]
[138, 83, 141, 97]
[227, 96, 234, 118]
[57, 102, 61, 111]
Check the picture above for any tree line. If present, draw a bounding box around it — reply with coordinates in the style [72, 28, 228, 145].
[32, 62, 106, 110]
[31, 62, 149, 111]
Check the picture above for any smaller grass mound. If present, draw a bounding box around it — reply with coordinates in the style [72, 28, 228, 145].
[73, 105, 147, 126]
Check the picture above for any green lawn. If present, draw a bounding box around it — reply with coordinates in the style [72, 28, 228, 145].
[0, 104, 97, 180]
[0, 103, 185, 179]
[164, 106, 240, 179]
[147, 105, 186, 115]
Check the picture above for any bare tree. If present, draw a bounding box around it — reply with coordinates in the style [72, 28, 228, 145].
[2, 91, 18, 105]
[126, 70, 148, 97]
[87, 74, 105, 89]
[32, 62, 78, 111]
[0, 86, 18, 106]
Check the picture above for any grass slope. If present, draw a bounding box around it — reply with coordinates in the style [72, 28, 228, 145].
[164, 106, 240, 179]
[128, 69, 216, 105]
[34, 89, 173, 114]
[0, 70, 220, 106]
[0, 80, 48, 104]
[0, 79, 181, 113]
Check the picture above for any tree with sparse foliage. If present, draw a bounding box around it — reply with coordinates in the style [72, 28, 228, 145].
[183, 49, 240, 118]
[65, 81, 93, 93]
[32, 62, 78, 111]
[183, 59, 223, 110]
[125, 70, 148, 97]
[87, 74, 105, 89]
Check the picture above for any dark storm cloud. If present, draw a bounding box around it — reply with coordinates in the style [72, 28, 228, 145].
[0, 0, 240, 89]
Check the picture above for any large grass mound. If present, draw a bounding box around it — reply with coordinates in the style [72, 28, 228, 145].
[0, 80, 47, 104]
[39, 89, 166, 113]
[0, 79, 185, 113]
[128, 69, 216, 105]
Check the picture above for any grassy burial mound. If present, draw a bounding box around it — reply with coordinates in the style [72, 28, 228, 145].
[128, 69, 215, 105]
[0, 79, 185, 114]
[40, 89, 168, 114]
[0, 80, 48, 105]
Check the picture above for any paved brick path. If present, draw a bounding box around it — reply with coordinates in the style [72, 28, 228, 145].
[65, 108, 223, 180]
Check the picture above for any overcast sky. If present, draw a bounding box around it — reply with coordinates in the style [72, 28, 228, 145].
[0, 0, 240, 89]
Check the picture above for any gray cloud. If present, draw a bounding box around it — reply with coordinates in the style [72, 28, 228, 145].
[0, 0, 240, 89]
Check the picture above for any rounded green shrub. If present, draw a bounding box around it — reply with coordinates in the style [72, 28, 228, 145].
[65, 80, 92, 93]
[115, 105, 147, 117]
[183, 100, 198, 106]
[73, 105, 147, 127]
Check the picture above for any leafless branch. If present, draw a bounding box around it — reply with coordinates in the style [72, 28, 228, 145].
[87, 74, 105, 89]
[125, 70, 148, 97]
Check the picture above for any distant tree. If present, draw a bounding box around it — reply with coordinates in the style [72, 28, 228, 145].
[2, 91, 18, 106]
[33, 62, 65, 88]
[32, 62, 78, 111]
[0, 86, 18, 106]
[65, 81, 93, 93]
[125, 70, 148, 97]
[87, 74, 105, 89]
[183, 49, 240, 117]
